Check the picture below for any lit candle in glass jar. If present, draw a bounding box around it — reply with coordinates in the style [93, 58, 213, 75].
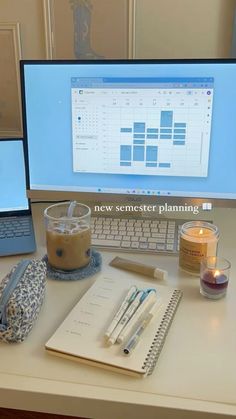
[179, 221, 219, 274]
[200, 256, 231, 299]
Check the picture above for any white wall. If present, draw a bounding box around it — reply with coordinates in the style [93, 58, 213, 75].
[135, 0, 236, 58]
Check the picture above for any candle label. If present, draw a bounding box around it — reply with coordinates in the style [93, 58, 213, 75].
[179, 237, 208, 273]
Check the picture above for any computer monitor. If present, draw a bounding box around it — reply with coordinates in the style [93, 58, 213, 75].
[20, 59, 236, 209]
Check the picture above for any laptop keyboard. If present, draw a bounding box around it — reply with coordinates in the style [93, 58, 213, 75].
[0, 218, 31, 239]
[91, 217, 186, 254]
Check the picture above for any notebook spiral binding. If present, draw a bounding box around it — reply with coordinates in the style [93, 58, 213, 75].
[142, 289, 183, 376]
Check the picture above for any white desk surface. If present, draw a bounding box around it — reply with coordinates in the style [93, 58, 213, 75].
[0, 204, 236, 419]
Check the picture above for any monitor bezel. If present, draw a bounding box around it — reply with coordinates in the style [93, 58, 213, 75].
[20, 58, 236, 209]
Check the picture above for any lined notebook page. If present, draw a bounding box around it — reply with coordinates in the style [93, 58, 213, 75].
[45, 275, 180, 376]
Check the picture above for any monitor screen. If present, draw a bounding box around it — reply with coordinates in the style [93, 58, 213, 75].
[20, 59, 236, 205]
[0, 139, 29, 213]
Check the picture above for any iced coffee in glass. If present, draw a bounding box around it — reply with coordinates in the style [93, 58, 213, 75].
[44, 202, 91, 271]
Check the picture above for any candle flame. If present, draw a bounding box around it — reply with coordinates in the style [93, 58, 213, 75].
[214, 270, 220, 277]
[199, 229, 203, 235]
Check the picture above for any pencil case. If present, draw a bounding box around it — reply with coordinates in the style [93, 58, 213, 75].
[0, 259, 47, 343]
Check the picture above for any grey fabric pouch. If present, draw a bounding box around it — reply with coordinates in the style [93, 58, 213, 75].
[0, 259, 47, 343]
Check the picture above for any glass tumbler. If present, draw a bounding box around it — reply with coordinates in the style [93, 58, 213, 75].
[44, 202, 91, 271]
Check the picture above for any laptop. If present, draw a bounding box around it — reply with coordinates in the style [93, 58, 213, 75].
[0, 138, 36, 256]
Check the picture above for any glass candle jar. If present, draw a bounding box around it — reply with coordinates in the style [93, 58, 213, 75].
[200, 256, 231, 299]
[179, 221, 219, 275]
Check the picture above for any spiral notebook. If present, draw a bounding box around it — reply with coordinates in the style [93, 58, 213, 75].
[45, 275, 182, 377]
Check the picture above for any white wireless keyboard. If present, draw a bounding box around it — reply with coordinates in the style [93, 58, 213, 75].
[91, 217, 187, 254]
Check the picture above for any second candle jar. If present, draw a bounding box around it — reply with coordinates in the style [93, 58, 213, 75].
[179, 221, 219, 275]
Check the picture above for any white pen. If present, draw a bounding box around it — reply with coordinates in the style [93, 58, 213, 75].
[104, 285, 137, 340]
[123, 301, 161, 356]
[107, 291, 144, 346]
[117, 290, 158, 344]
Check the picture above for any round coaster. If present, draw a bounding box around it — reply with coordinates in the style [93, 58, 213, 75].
[42, 249, 102, 281]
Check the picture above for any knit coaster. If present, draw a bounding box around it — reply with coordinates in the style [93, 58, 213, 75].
[42, 249, 102, 281]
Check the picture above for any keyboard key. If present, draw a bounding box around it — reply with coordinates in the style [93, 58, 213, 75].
[151, 228, 159, 233]
[123, 236, 131, 241]
[127, 226, 134, 232]
[131, 242, 139, 249]
[160, 221, 167, 226]
[156, 238, 166, 244]
[118, 226, 126, 231]
[148, 237, 157, 243]
[121, 241, 131, 248]
[159, 228, 167, 234]
[157, 244, 166, 250]
[92, 239, 120, 247]
[7, 233, 14, 238]
[148, 243, 156, 250]
[139, 243, 148, 249]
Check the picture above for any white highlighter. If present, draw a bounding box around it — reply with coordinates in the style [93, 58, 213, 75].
[107, 291, 144, 345]
[104, 285, 137, 340]
[117, 290, 158, 344]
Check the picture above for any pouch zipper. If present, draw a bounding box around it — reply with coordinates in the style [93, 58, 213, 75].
[0, 259, 31, 327]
